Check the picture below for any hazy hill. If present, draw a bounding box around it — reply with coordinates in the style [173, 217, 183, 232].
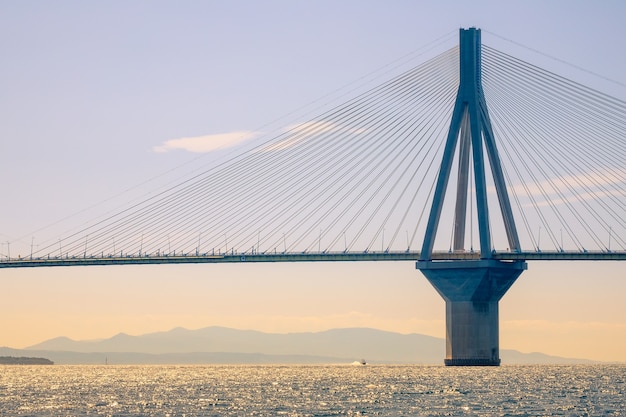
[26, 327, 443, 363]
[12, 326, 595, 365]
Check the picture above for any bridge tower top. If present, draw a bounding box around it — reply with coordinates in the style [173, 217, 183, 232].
[419, 27, 520, 261]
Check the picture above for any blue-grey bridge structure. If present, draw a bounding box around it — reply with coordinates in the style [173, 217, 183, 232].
[2, 28, 625, 366]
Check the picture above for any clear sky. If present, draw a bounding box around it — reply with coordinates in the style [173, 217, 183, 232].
[1, 0, 625, 362]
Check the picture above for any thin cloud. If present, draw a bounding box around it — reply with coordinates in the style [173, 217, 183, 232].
[525, 188, 626, 208]
[495, 167, 626, 207]
[507, 167, 626, 198]
[153, 131, 257, 153]
[260, 121, 368, 153]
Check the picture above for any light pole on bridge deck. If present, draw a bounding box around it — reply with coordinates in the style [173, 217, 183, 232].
[406, 230, 410, 252]
[319, 228, 322, 253]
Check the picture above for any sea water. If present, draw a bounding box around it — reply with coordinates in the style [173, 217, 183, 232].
[0, 365, 624, 416]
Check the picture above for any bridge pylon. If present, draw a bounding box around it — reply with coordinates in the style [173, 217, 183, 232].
[416, 28, 527, 366]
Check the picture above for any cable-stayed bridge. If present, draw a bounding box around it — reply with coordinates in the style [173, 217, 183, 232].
[1, 28, 624, 365]
[2, 30, 623, 267]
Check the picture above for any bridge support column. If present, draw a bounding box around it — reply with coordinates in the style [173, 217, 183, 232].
[417, 259, 527, 366]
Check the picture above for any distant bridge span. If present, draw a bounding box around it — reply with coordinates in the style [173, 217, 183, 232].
[1, 250, 624, 269]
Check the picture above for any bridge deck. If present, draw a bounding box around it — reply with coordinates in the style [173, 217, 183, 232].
[1, 251, 624, 269]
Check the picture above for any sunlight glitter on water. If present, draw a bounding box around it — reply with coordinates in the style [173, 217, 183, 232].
[0, 364, 624, 416]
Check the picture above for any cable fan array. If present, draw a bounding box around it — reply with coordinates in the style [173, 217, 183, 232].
[482, 46, 625, 252]
[34, 47, 460, 258]
[31, 43, 625, 259]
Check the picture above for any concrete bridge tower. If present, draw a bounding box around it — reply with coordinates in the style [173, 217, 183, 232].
[416, 28, 527, 366]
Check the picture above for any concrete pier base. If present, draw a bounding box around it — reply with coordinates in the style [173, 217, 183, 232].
[416, 259, 527, 366]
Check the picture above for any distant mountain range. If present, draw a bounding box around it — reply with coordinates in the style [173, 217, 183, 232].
[0, 327, 594, 365]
